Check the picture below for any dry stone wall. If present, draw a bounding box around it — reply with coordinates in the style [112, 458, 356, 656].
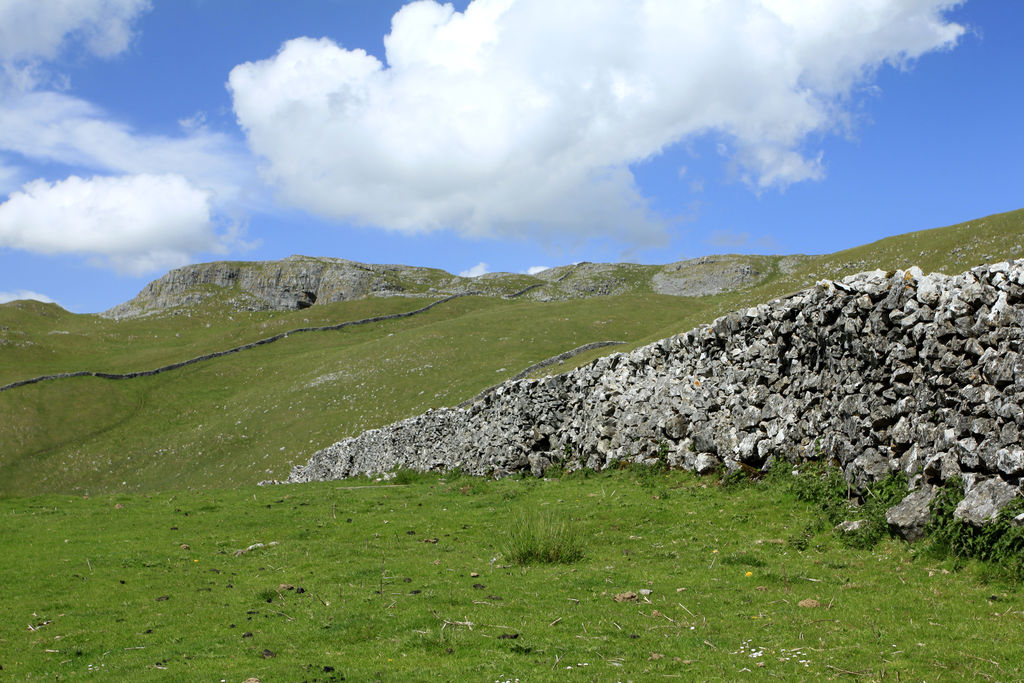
[1, 295, 472, 393]
[287, 263, 1024, 534]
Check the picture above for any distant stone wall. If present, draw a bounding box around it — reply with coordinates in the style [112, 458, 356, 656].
[0, 295, 471, 393]
[288, 262, 1024, 534]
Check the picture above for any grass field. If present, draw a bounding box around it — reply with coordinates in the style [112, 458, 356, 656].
[3, 469, 1022, 682]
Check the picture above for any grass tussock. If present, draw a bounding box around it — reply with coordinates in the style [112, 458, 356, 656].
[503, 509, 584, 565]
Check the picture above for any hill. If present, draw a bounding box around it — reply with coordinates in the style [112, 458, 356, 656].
[1, 208, 1022, 496]
[101, 253, 802, 318]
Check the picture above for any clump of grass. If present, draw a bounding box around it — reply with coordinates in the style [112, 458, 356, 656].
[388, 467, 425, 485]
[503, 509, 584, 565]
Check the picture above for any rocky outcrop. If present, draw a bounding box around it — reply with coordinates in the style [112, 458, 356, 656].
[652, 256, 766, 296]
[287, 262, 1024, 526]
[103, 255, 469, 318]
[102, 254, 789, 318]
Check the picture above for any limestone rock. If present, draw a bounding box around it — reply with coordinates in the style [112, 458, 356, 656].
[835, 520, 868, 534]
[954, 478, 1020, 526]
[886, 487, 937, 541]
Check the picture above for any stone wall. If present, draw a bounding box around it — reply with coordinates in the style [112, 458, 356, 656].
[1, 295, 471, 393]
[287, 263, 1024, 535]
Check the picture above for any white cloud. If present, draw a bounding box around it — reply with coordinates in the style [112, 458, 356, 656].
[0, 91, 252, 206]
[0, 174, 228, 275]
[525, 265, 549, 275]
[0, 0, 257, 277]
[228, 0, 964, 244]
[0, 289, 56, 304]
[459, 262, 489, 278]
[0, 0, 150, 63]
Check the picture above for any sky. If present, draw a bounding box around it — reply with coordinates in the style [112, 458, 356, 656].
[0, 0, 1021, 313]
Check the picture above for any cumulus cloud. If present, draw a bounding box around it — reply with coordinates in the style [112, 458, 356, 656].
[0, 174, 227, 275]
[525, 265, 549, 275]
[0, 289, 56, 304]
[459, 262, 489, 278]
[0, 0, 150, 63]
[0, 0, 257, 275]
[0, 91, 252, 205]
[229, 0, 964, 244]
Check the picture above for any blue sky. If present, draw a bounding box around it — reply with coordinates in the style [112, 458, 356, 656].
[0, 0, 1021, 313]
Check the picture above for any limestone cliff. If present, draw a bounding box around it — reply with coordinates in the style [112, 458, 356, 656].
[102, 256, 469, 318]
[102, 254, 795, 318]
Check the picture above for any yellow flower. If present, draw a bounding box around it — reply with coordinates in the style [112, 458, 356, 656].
[745, 571, 753, 577]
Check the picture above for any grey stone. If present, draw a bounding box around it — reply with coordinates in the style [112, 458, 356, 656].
[954, 478, 1020, 527]
[886, 487, 937, 541]
[997, 447, 1024, 476]
[835, 520, 868, 533]
[693, 454, 721, 475]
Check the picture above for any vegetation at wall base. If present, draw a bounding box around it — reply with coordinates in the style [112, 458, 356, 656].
[783, 463, 910, 551]
[925, 479, 1024, 582]
[2, 469, 1022, 681]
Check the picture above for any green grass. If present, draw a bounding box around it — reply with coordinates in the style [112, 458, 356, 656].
[2, 470, 1021, 681]
[503, 509, 584, 565]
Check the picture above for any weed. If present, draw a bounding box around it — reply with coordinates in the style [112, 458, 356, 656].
[927, 479, 1024, 581]
[655, 440, 670, 471]
[443, 467, 465, 481]
[788, 462, 851, 523]
[784, 463, 908, 549]
[543, 464, 565, 479]
[720, 462, 763, 488]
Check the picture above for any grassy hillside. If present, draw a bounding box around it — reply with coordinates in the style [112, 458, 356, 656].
[1, 209, 1023, 496]
[2, 470, 1021, 681]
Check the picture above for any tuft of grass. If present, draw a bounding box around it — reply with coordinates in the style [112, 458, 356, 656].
[388, 467, 427, 485]
[503, 509, 584, 565]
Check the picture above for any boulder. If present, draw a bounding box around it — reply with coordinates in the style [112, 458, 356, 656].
[954, 478, 1020, 526]
[886, 487, 937, 541]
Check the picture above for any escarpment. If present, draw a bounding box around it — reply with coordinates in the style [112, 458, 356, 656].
[102, 256, 462, 317]
[102, 254, 787, 318]
[288, 262, 1024, 534]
